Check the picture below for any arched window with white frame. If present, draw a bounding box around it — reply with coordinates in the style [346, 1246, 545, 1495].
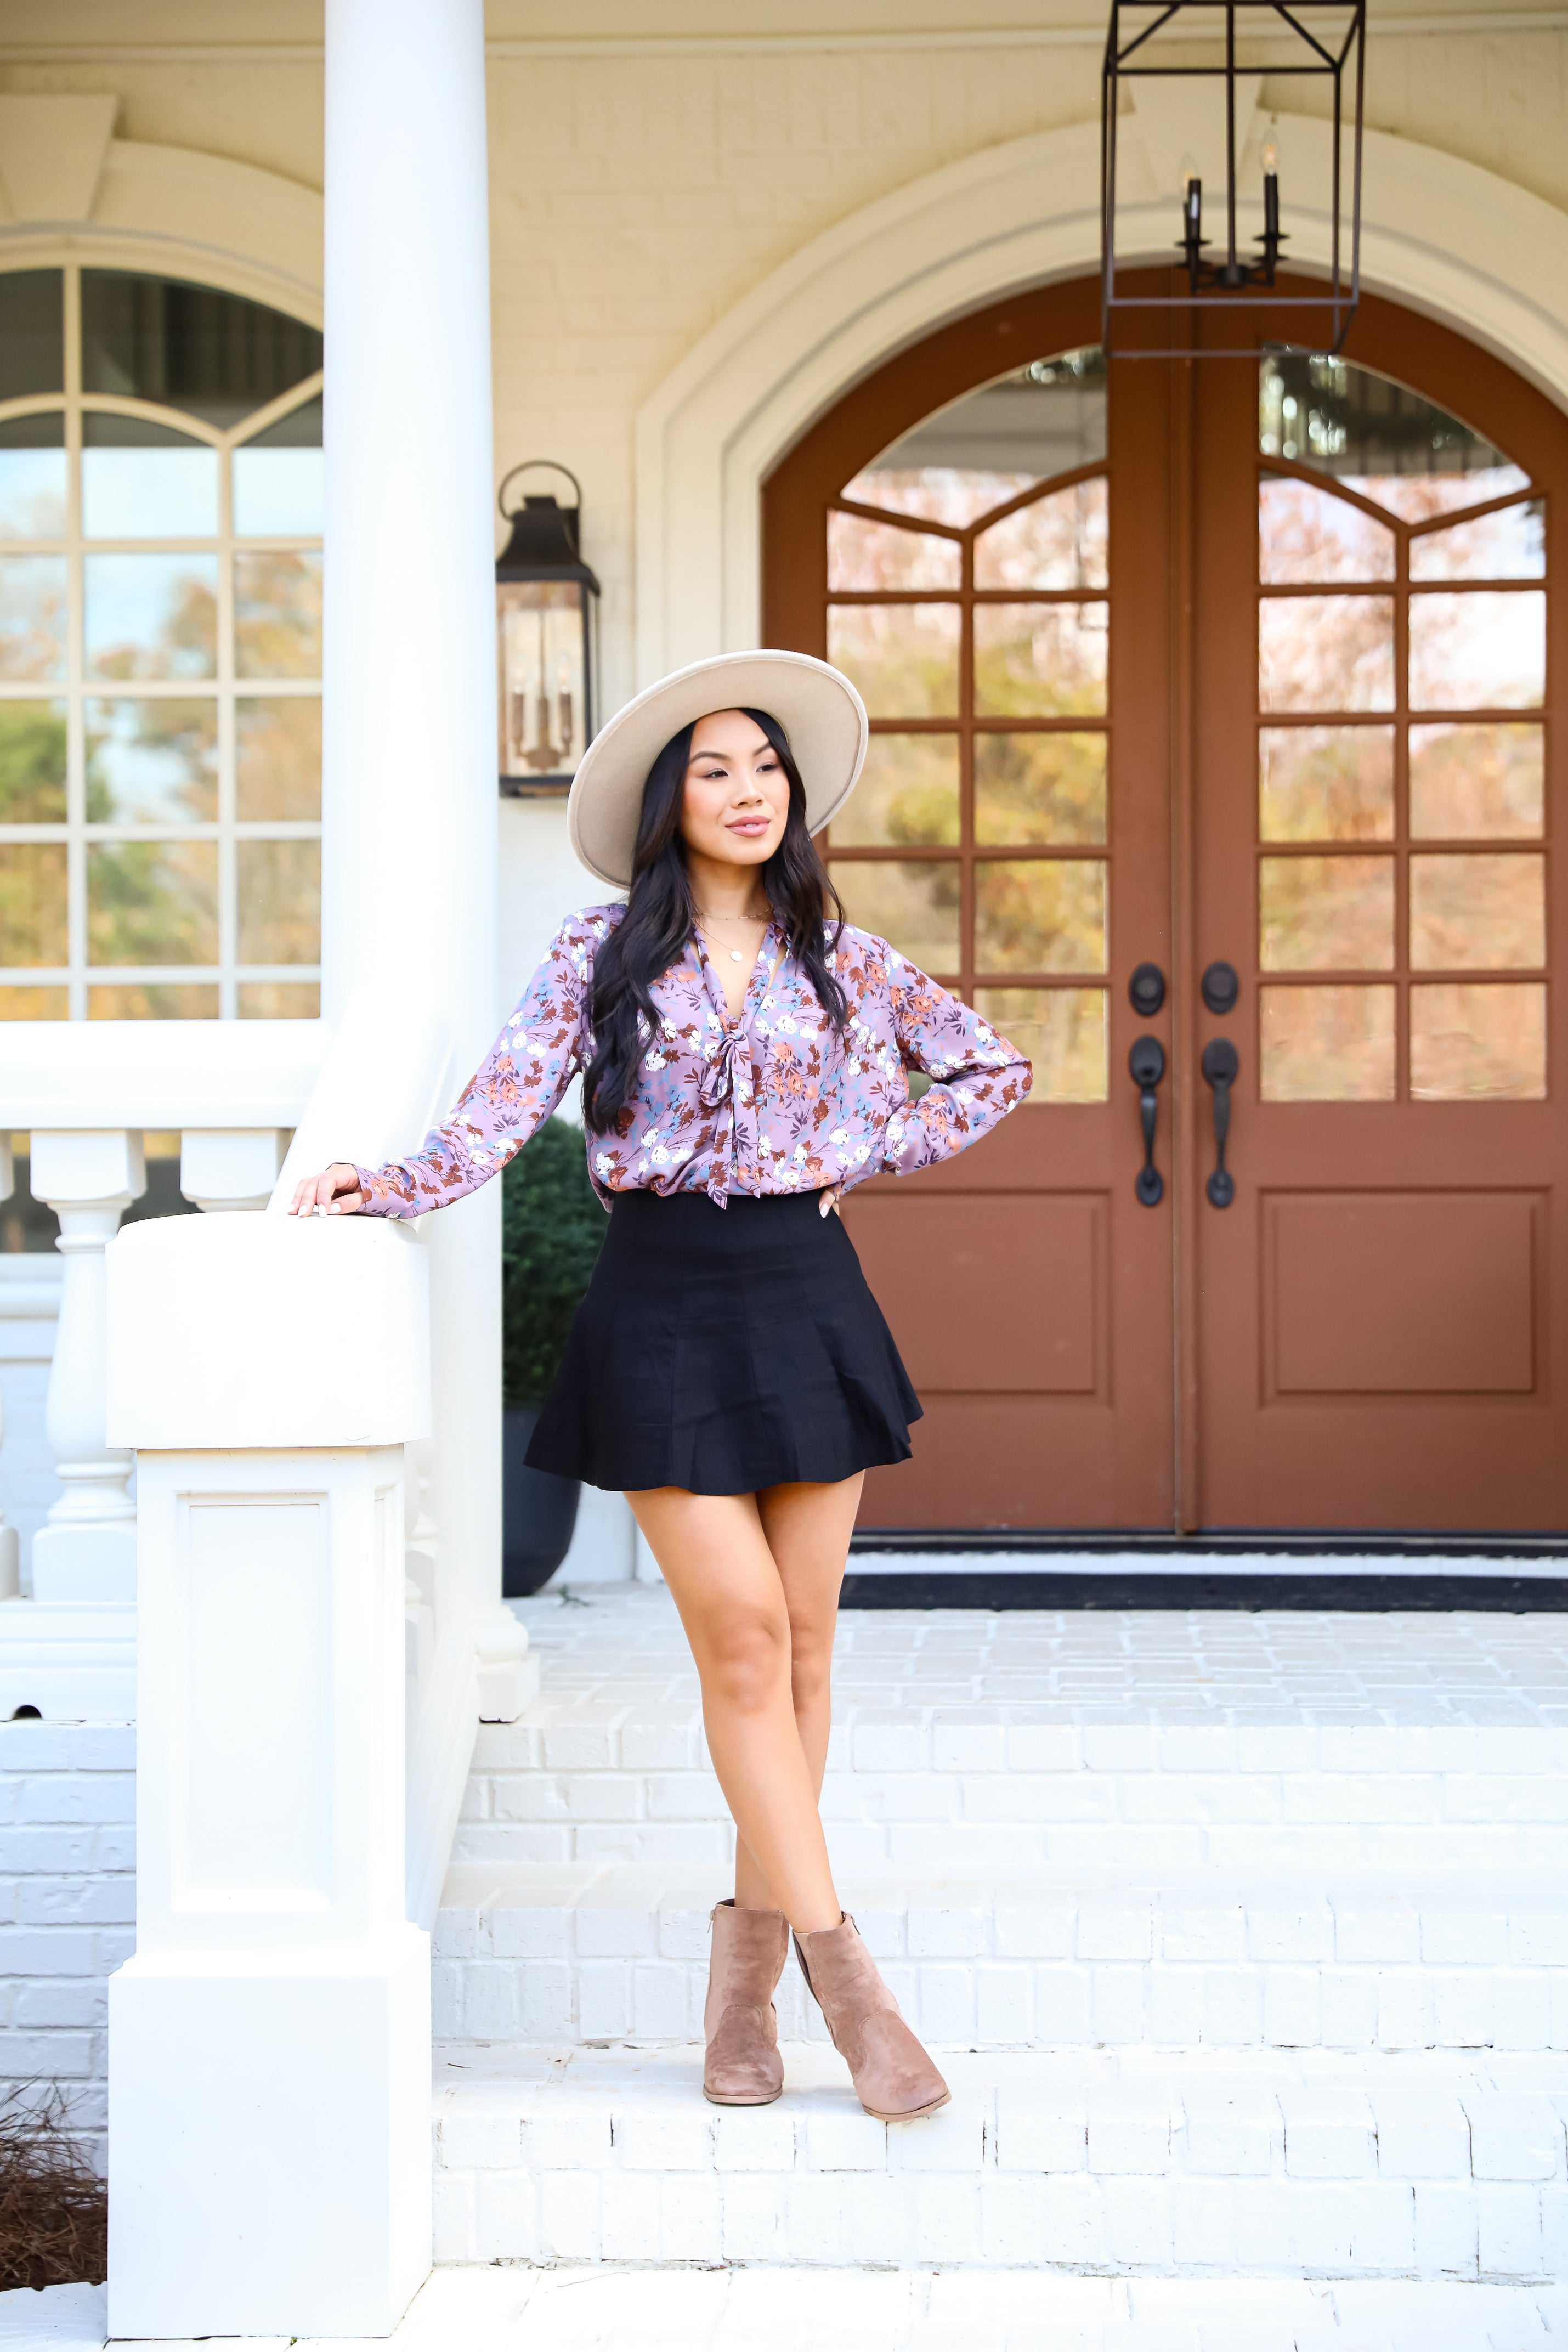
[0, 263, 323, 1021]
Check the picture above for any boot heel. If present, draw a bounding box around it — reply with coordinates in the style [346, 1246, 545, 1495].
[794, 1912, 949, 2123]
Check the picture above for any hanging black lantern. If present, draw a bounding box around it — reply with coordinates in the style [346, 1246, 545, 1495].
[496, 461, 601, 796]
[1101, 1, 1366, 359]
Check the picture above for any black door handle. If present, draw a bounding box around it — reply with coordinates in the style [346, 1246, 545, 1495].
[1201, 1037, 1239, 1208]
[1129, 1035, 1165, 1206]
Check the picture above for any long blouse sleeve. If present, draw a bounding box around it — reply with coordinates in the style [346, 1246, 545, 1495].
[352, 910, 602, 1218]
[875, 945, 1032, 1178]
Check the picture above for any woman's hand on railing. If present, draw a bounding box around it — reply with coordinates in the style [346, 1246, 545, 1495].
[287, 1163, 366, 1218]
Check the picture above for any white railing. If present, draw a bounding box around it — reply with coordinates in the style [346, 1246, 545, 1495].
[0, 1118, 297, 1723]
[0, 987, 532, 1874]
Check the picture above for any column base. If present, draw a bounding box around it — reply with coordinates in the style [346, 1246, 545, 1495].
[0, 1597, 136, 1720]
[107, 1928, 431, 2340]
[473, 1603, 538, 1722]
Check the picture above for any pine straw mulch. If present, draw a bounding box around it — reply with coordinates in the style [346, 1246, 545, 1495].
[0, 2088, 107, 2291]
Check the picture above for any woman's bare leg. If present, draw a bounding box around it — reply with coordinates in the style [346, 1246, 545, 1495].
[728, 1473, 862, 1909]
[627, 1481, 858, 1934]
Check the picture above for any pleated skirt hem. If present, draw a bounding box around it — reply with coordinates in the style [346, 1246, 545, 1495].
[524, 1185, 920, 1497]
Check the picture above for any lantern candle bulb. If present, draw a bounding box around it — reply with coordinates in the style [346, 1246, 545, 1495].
[1181, 155, 1202, 233]
[1263, 130, 1280, 241]
[1178, 154, 1207, 289]
[1256, 126, 1286, 279]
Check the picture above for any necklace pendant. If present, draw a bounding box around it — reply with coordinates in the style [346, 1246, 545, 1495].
[729, 949, 743, 962]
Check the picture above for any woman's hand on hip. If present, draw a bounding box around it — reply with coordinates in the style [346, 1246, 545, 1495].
[288, 1162, 365, 1218]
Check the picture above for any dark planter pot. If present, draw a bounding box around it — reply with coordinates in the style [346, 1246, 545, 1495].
[502, 1405, 581, 1597]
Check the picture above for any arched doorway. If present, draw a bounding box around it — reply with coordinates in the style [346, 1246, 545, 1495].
[763, 275, 1567, 1536]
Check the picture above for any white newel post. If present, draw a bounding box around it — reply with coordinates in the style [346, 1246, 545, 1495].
[105, 1215, 432, 2339]
[29, 1130, 145, 1606]
[319, 0, 528, 1721]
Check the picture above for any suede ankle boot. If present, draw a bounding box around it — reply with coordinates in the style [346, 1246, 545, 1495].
[703, 1899, 789, 2106]
[794, 1912, 950, 2123]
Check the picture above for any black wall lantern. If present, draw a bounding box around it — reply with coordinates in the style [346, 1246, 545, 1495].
[496, 461, 601, 796]
[1101, 1, 1366, 359]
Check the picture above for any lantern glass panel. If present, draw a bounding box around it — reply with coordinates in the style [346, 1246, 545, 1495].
[498, 579, 587, 783]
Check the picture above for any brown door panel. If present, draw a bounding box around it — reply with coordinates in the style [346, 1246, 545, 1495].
[1205, 1407, 1563, 1533]
[1263, 1190, 1541, 1398]
[859, 1396, 1162, 1530]
[846, 1190, 1106, 1395]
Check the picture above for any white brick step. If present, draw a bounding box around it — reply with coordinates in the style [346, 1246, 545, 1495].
[434, 1865, 1568, 2054]
[487, 1593, 1568, 1876]
[457, 1717, 1568, 1880]
[37, 2266, 1568, 2350]
[433, 2042, 1568, 2281]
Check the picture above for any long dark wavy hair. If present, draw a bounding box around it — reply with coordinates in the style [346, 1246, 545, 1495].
[582, 708, 847, 1135]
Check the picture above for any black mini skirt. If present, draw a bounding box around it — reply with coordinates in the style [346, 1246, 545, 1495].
[524, 1186, 922, 1496]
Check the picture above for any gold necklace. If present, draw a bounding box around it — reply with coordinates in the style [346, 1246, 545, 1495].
[694, 906, 770, 964]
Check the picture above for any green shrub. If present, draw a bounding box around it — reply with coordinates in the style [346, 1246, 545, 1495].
[501, 1116, 605, 1407]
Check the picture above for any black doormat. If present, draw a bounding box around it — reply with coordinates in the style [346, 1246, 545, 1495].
[839, 1570, 1568, 1612]
[849, 1529, 1568, 1557]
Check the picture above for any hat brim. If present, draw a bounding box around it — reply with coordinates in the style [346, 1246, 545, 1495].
[567, 650, 869, 889]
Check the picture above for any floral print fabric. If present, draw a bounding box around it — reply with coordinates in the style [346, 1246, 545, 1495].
[352, 905, 1032, 1217]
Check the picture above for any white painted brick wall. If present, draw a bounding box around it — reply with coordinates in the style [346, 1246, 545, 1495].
[0, 1720, 135, 2168]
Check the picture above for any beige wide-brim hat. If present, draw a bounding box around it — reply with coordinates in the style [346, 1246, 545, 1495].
[567, 649, 869, 889]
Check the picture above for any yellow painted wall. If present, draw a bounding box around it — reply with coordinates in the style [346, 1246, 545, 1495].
[5, 4, 1565, 994]
[4, 5, 1567, 718]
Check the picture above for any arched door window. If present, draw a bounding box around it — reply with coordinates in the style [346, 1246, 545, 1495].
[1254, 350, 1546, 1103]
[821, 349, 1111, 1100]
[0, 265, 323, 1021]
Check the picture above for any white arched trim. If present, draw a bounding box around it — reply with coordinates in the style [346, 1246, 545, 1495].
[635, 115, 1568, 683]
[0, 137, 322, 325]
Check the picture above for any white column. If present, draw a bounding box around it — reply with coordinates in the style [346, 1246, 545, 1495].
[29, 1130, 144, 1606]
[180, 1128, 287, 1212]
[105, 1213, 431, 2339]
[322, 0, 524, 1717]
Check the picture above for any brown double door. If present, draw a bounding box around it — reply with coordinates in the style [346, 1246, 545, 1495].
[763, 275, 1568, 1535]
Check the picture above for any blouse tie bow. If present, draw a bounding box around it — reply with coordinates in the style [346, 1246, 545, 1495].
[699, 1028, 751, 1112]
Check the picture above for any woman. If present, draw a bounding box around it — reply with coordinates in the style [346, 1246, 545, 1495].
[290, 650, 1030, 2124]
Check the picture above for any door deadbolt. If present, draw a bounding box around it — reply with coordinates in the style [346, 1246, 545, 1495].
[1200, 960, 1240, 1015]
[1128, 962, 1167, 1018]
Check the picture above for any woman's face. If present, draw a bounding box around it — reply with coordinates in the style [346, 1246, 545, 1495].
[678, 709, 789, 870]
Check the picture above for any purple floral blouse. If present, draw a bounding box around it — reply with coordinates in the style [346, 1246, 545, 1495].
[352, 906, 1032, 1217]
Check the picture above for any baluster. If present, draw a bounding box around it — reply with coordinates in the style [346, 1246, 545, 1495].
[180, 1130, 287, 1213]
[30, 1132, 145, 1607]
